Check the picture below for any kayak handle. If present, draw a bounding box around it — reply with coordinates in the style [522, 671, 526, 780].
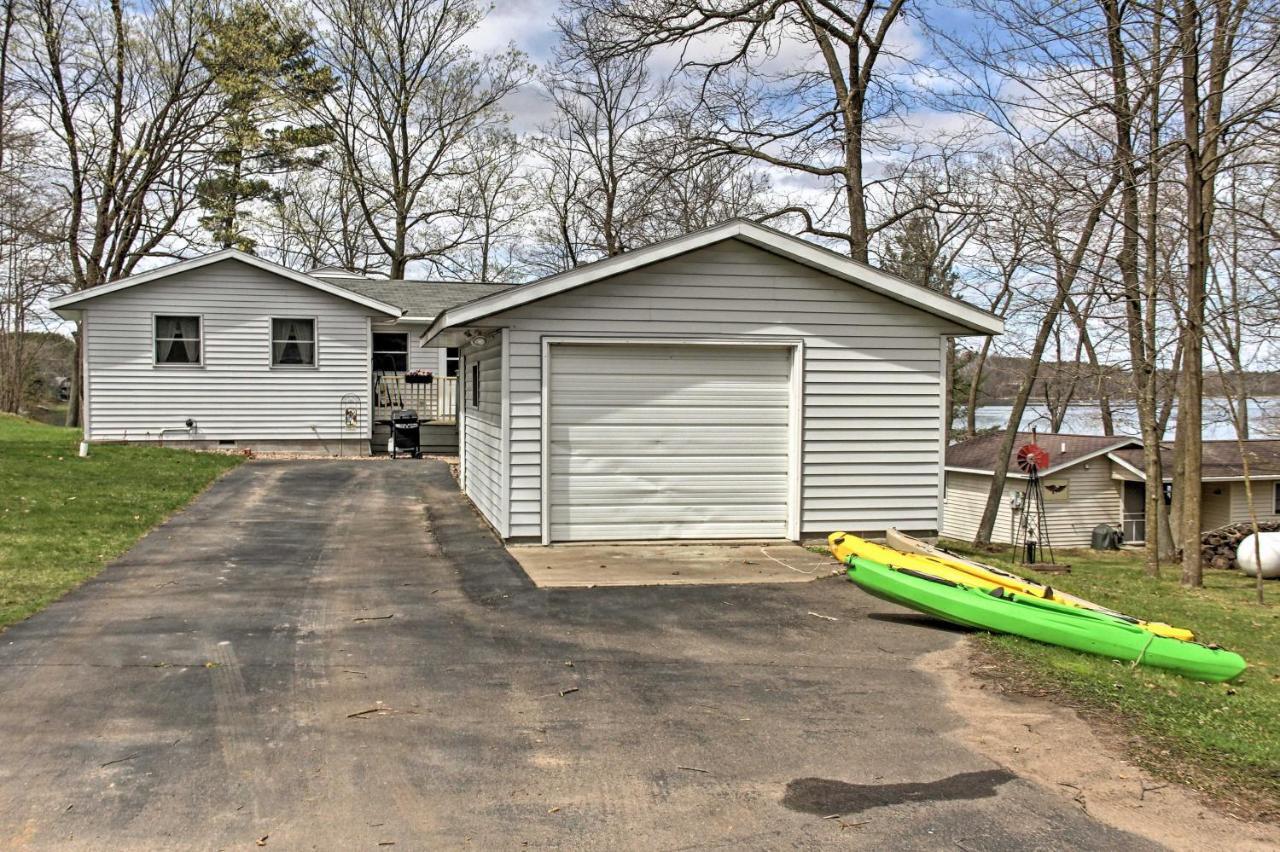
[894, 567, 963, 588]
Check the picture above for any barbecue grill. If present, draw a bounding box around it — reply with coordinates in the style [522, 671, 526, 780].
[390, 409, 421, 459]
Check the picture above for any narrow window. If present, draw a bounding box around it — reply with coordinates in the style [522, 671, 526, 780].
[155, 315, 202, 365]
[470, 362, 480, 408]
[272, 318, 316, 366]
[1273, 482, 1280, 515]
[372, 332, 408, 372]
[446, 346, 461, 377]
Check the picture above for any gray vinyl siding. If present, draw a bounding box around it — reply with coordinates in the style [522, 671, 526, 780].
[81, 258, 381, 442]
[941, 471, 1005, 543]
[942, 462, 1123, 548]
[483, 239, 967, 540]
[1225, 480, 1280, 526]
[460, 336, 504, 531]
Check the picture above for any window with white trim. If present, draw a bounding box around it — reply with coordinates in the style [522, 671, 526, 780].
[446, 346, 460, 377]
[1273, 482, 1280, 515]
[470, 362, 480, 407]
[155, 315, 202, 365]
[271, 318, 316, 366]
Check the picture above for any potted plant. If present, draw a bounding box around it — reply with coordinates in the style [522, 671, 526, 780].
[405, 369, 434, 384]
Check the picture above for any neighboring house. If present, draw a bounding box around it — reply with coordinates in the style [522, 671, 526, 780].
[942, 430, 1280, 547]
[52, 219, 1003, 544]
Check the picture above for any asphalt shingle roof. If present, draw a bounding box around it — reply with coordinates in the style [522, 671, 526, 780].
[327, 278, 517, 318]
[1111, 440, 1280, 480]
[947, 431, 1141, 475]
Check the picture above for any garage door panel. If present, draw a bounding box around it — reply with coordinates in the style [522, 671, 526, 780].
[550, 476, 788, 500]
[549, 520, 786, 540]
[549, 351, 791, 378]
[552, 454, 788, 475]
[552, 390, 790, 409]
[551, 502, 789, 523]
[548, 343, 791, 541]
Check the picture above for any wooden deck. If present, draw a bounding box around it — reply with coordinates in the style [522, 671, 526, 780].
[371, 374, 458, 454]
[373, 374, 457, 424]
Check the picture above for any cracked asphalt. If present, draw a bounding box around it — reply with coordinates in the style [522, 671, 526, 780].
[0, 460, 1157, 849]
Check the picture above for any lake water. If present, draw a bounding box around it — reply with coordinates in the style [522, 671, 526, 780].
[965, 397, 1278, 440]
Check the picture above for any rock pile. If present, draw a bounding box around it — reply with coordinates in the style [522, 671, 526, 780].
[1202, 522, 1280, 570]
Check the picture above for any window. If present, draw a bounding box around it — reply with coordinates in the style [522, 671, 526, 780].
[470, 362, 480, 408]
[446, 347, 460, 377]
[271, 318, 316, 367]
[155, 315, 202, 365]
[372, 332, 408, 372]
[1274, 482, 1280, 515]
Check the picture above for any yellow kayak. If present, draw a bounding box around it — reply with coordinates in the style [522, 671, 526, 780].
[828, 531, 1194, 642]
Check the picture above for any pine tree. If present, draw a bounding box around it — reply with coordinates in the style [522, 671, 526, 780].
[197, 1, 335, 251]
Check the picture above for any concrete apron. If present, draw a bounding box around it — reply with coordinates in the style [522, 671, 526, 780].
[507, 541, 837, 587]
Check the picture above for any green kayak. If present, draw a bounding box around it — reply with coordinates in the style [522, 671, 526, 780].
[845, 556, 1246, 682]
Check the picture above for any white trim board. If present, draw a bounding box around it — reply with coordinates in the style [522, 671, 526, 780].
[424, 219, 1005, 344]
[50, 249, 403, 317]
[538, 335, 803, 545]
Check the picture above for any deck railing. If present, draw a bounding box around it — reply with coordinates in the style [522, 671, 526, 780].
[373, 374, 458, 423]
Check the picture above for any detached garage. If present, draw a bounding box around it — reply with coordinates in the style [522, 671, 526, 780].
[424, 219, 1003, 544]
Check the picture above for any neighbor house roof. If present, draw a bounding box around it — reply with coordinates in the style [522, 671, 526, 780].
[328, 278, 517, 321]
[422, 219, 1006, 344]
[48, 248, 403, 317]
[1111, 441, 1280, 482]
[947, 431, 1142, 478]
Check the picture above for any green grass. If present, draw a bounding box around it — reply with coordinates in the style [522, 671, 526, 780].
[0, 414, 242, 629]
[940, 539, 1280, 811]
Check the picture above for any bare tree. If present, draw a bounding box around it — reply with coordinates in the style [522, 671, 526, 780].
[436, 129, 530, 282]
[25, 0, 222, 424]
[1172, 0, 1280, 587]
[577, 0, 952, 262]
[263, 165, 380, 272]
[0, 0, 67, 413]
[540, 11, 666, 259]
[972, 159, 1120, 546]
[311, 0, 530, 279]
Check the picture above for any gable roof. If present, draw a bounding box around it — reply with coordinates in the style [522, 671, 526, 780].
[1111, 441, 1280, 482]
[947, 431, 1142, 478]
[48, 248, 403, 317]
[422, 219, 1005, 343]
[329, 277, 518, 321]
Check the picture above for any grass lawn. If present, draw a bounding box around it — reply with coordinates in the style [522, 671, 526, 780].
[940, 539, 1280, 813]
[0, 414, 242, 630]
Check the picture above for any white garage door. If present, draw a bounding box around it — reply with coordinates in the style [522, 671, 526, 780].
[547, 343, 792, 541]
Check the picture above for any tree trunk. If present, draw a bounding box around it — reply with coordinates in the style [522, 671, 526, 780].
[1177, 0, 1206, 588]
[965, 336, 993, 439]
[973, 177, 1118, 545]
[65, 328, 81, 428]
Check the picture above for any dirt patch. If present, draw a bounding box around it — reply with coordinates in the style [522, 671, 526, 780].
[782, 770, 1015, 815]
[919, 641, 1280, 851]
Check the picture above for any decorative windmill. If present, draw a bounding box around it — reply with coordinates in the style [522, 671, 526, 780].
[1012, 434, 1054, 565]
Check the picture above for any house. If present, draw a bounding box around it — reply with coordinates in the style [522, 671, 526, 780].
[942, 430, 1280, 547]
[51, 219, 1003, 544]
[50, 251, 514, 454]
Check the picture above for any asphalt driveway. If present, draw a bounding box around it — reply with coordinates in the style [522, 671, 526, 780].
[0, 461, 1152, 850]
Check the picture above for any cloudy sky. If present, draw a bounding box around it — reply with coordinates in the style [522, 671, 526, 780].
[464, 0, 983, 135]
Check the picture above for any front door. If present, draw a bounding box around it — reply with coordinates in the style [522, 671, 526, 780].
[1122, 481, 1146, 543]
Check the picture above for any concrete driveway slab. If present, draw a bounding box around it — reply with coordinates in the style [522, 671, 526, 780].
[0, 460, 1156, 850]
[509, 541, 833, 587]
